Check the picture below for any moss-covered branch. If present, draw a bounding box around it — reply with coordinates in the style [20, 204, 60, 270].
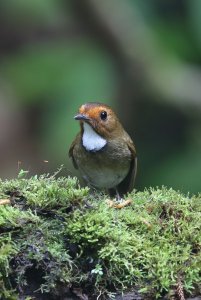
[0, 174, 200, 299]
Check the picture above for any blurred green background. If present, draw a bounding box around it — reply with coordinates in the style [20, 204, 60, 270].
[0, 0, 201, 193]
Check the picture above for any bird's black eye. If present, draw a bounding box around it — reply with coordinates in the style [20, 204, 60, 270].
[100, 111, 107, 121]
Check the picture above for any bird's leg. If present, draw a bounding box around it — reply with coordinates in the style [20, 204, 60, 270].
[106, 188, 132, 208]
[115, 188, 122, 203]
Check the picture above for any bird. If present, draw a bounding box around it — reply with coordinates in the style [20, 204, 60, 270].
[69, 102, 137, 207]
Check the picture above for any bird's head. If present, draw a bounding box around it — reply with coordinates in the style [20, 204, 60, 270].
[74, 102, 123, 139]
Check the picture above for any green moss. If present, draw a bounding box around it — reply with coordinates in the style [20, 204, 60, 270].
[66, 187, 201, 297]
[0, 174, 200, 299]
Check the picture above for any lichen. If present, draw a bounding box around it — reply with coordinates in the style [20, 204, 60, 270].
[0, 174, 200, 299]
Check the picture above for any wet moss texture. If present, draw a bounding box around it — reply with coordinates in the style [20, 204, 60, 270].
[0, 173, 200, 299]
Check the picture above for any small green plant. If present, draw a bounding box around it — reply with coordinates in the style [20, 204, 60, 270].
[91, 264, 103, 276]
[18, 169, 29, 179]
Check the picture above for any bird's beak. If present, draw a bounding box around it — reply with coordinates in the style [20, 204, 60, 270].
[74, 114, 90, 121]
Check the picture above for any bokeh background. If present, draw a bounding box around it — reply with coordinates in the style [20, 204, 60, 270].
[0, 0, 201, 193]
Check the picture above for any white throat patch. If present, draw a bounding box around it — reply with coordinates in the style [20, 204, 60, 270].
[82, 123, 107, 151]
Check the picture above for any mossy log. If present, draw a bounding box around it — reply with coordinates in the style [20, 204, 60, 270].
[0, 173, 200, 299]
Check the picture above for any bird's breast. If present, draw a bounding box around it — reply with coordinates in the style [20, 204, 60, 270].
[73, 138, 131, 189]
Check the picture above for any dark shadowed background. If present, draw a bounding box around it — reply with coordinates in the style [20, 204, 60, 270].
[0, 0, 201, 193]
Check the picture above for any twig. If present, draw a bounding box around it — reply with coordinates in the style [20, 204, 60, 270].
[176, 277, 185, 300]
[0, 199, 10, 205]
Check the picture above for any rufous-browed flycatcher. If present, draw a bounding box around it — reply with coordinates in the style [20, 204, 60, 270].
[69, 102, 137, 207]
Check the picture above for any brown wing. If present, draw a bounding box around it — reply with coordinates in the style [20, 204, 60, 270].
[69, 133, 80, 169]
[116, 137, 137, 196]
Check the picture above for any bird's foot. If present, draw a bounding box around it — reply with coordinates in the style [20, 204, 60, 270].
[106, 198, 132, 209]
